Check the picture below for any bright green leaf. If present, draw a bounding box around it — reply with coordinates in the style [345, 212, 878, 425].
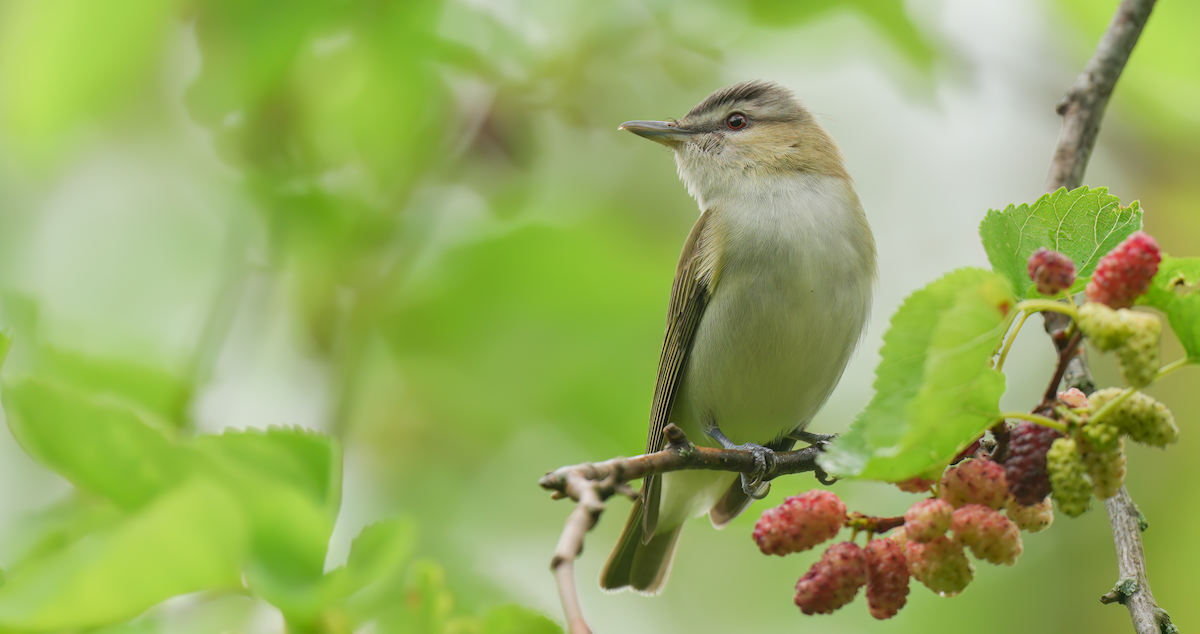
[819, 268, 1012, 481]
[979, 186, 1141, 299]
[0, 479, 245, 630]
[1139, 255, 1200, 358]
[0, 329, 11, 370]
[1, 377, 192, 510]
[343, 518, 417, 595]
[252, 517, 415, 622]
[482, 605, 563, 634]
[195, 427, 341, 583]
[741, 0, 936, 70]
[33, 345, 192, 427]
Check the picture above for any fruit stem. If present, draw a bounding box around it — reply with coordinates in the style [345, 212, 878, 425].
[1089, 388, 1135, 427]
[998, 411, 1068, 433]
[995, 310, 1033, 373]
[1016, 299, 1078, 320]
[1153, 357, 1195, 383]
[1089, 359, 1195, 426]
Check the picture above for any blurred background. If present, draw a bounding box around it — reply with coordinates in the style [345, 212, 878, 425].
[0, 0, 1197, 632]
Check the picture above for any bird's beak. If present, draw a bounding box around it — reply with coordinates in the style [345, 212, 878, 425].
[618, 120, 694, 147]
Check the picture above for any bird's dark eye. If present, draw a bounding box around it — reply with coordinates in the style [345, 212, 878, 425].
[726, 113, 748, 130]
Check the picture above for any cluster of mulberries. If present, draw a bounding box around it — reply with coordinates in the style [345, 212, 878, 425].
[768, 458, 1048, 618]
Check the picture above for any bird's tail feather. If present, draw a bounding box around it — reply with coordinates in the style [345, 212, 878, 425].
[599, 498, 682, 595]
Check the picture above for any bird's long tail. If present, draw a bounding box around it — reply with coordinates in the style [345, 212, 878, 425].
[599, 498, 682, 595]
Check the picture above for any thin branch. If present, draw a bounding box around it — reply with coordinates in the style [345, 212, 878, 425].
[1104, 488, 1175, 634]
[1042, 1, 1163, 632]
[540, 424, 826, 634]
[1038, 328, 1083, 411]
[1044, 0, 1157, 193]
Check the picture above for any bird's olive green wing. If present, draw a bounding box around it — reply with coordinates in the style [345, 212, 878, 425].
[641, 209, 716, 539]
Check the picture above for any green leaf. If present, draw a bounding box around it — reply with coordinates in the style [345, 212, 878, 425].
[251, 518, 415, 622]
[343, 518, 417, 595]
[741, 0, 936, 70]
[1139, 256, 1200, 358]
[194, 427, 341, 582]
[979, 186, 1142, 299]
[32, 346, 192, 427]
[482, 605, 563, 634]
[0, 0, 177, 162]
[1, 377, 192, 510]
[0, 479, 245, 630]
[0, 329, 11, 370]
[819, 268, 1012, 481]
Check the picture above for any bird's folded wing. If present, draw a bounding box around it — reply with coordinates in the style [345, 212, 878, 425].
[641, 208, 717, 538]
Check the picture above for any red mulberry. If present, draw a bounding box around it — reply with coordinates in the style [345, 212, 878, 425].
[940, 458, 1007, 510]
[794, 542, 869, 615]
[753, 490, 846, 555]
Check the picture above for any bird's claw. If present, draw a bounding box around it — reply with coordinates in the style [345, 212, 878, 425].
[704, 426, 776, 498]
[737, 442, 776, 498]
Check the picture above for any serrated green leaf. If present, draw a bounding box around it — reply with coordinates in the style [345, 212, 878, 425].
[819, 268, 1012, 481]
[482, 605, 563, 634]
[1139, 255, 1200, 358]
[0, 479, 245, 630]
[1, 377, 192, 510]
[979, 186, 1142, 299]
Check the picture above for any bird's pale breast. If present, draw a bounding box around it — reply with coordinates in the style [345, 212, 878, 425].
[674, 173, 874, 448]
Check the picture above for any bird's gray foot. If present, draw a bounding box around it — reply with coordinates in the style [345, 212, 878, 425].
[788, 429, 838, 447]
[705, 426, 776, 499]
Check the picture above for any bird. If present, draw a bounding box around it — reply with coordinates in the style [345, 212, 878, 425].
[599, 80, 877, 594]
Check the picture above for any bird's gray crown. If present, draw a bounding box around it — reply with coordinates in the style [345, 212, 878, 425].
[684, 80, 806, 122]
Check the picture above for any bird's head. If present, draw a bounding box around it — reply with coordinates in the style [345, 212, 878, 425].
[619, 80, 846, 204]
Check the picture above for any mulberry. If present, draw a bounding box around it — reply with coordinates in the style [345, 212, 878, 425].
[865, 538, 910, 620]
[1081, 437, 1126, 500]
[905, 535, 974, 597]
[1004, 422, 1062, 506]
[753, 490, 846, 555]
[1047, 438, 1091, 517]
[1089, 388, 1179, 447]
[1085, 231, 1161, 309]
[940, 459, 1008, 510]
[1005, 497, 1054, 533]
[794, 542, 869, 615]
[1027, 248, 1077, 296]
[903, 498, 954, 543]
[951, 504, 1022, 565]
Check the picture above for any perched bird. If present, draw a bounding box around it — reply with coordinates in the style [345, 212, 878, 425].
[600, 81, 877, 594]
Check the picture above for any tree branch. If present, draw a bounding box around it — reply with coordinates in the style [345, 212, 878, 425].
[1044, 0, 1157, 193]
[1043, 1, 1164, 633]
[539, 424, 827, 634]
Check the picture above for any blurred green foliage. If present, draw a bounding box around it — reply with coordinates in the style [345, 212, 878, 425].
[0, 0, 1197, 632]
